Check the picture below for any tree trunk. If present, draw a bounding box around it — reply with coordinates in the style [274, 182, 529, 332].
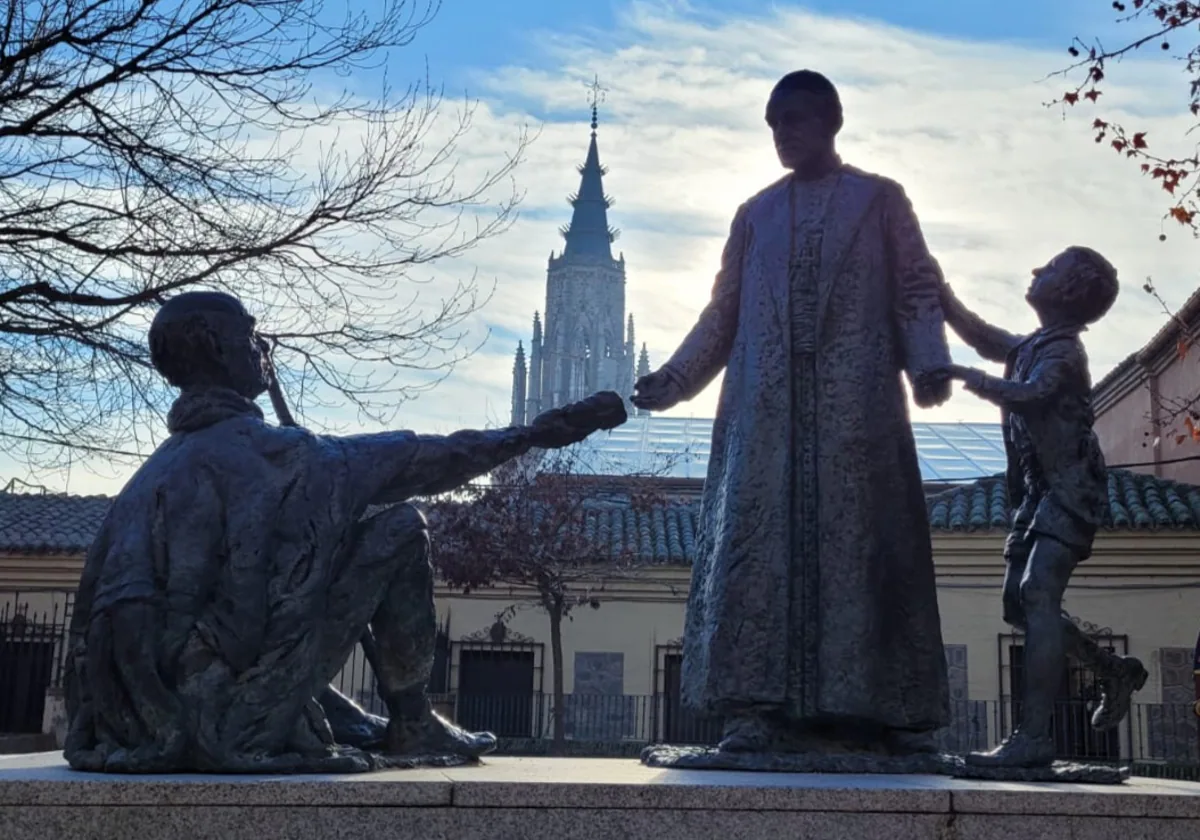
[548, 599, 566, 753]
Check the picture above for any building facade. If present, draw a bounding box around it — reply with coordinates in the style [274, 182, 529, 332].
[510, 102, 650, 425]
[1094, 286, 1200, 484]
[3, 470, 1199, 764]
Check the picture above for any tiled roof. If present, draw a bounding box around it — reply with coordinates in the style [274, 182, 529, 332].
[1, 467, 1198, 560]
[0, 492, 112, 554]
[926, 469, 1200, 533]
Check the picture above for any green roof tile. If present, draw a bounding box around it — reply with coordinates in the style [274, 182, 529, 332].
[1, 469, 1197, 564]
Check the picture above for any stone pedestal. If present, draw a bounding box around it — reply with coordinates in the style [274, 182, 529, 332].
[3, 752, 1200, 839]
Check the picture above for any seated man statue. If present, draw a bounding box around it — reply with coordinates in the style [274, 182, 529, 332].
[63, 291, 626, 774]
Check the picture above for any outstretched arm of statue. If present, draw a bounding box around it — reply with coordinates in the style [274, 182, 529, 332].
[946, 342, 1075, 408]
[939, 283, 1023, 364]
[883, 182, 952, 408]
[338, 391, 628, 504]
[635, 204, 748, 411]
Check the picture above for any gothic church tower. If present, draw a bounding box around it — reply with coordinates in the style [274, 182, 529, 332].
[511, 83, 650, 424]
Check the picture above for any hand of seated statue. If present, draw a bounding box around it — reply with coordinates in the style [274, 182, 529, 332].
[631, 368, 685, 412]
[529, 390, 628, 449]
[912, 369, 952, 409]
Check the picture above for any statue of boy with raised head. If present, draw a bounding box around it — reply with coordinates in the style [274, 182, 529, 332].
[940, 247, 1148, 769]
[64, 291, 626, 774]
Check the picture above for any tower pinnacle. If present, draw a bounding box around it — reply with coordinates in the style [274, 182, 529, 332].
[559, 76, 618, 260]
[586, 74, 607, 134]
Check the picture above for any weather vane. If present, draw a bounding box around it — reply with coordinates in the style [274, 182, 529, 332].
[585, 74, 608, 132]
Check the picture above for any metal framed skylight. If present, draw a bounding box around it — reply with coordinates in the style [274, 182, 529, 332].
[566, 416, 1005, 482]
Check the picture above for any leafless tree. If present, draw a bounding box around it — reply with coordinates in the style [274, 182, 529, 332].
[426, 445, 686, 751]
[0, 0, 528, 472]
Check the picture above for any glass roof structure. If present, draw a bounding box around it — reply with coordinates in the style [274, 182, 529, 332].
[566, 415, 1006, 483]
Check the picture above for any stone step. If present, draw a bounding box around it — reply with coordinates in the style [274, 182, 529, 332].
[2, 753, 1200, 839]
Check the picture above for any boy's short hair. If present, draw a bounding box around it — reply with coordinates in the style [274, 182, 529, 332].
[1057, 246, 1119, 326]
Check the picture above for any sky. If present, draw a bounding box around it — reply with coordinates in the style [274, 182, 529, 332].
[8, 0, 1199, 495]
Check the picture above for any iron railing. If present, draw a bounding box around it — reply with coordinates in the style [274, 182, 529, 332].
[0, 589, 74, 733]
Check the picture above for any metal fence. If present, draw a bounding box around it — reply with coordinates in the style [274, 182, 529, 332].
[0, 589, 74, 733]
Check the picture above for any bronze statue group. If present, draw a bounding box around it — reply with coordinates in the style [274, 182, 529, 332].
[63, 69, 1144, 778]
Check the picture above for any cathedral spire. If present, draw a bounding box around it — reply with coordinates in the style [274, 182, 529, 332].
[511, 341, 527, 426]
[560, 76, 618, 260]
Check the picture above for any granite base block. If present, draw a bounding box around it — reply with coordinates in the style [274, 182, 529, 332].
[3, 752, 1200, 840]
[640, 743, 955, 774]
[950, 757, 1130, 784]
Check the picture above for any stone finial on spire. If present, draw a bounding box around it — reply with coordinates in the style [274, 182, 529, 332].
[586, 74, 607, 134]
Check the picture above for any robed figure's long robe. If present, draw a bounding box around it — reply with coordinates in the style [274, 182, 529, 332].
[665, 165, 952, 732]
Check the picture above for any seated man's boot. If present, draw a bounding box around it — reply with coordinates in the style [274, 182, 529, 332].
[1091, 656, 1149, 731]
[383, 691, 497, 760]
[319, 686, 388, 750]
[965, 731, 1055, 768]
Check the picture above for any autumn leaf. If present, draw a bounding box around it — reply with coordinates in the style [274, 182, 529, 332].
[1170, 206, 1195, 224]
[1132, 132, 1148, 149]
[1112, 139, 1127, 152]
[1084, 90, 1102, 102]
[1177, 434, 1188, 446]
[1064, 91, 1080, 105]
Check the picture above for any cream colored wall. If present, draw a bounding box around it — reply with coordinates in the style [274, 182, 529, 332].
[5, 532, 1200, 707]
[937, 533, 1200, 704]
[430, 570, 690, 697]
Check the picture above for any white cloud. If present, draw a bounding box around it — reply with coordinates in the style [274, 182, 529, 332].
[9, 1, 1198, 494]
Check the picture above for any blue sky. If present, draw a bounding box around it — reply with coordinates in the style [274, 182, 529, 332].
[392, 0, 1105, 86]
[8, 0, 1198, 493]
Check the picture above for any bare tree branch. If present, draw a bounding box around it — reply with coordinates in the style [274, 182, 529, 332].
[0, 0, 529, 468]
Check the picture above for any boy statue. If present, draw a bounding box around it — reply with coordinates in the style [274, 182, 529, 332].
[939, 246, 1148, 768]
[64, 291, 627, 774]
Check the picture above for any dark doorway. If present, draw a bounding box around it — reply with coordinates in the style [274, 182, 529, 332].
[0, 622, 56, 733]
[456, 646, 539, 738]
[657, 648, 722, 745]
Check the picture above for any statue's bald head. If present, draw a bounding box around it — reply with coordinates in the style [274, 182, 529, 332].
[149, 291, 267, 396]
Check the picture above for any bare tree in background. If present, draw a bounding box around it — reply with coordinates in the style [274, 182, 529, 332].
[426, 447, 684, 751]
[0, 0, 528, 472]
